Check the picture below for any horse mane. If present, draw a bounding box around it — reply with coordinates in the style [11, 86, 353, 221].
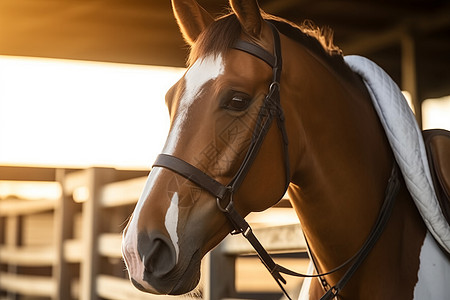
[188, 12, 345, 70]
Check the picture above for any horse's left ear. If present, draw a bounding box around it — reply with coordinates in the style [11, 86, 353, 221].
[230, 0, 264, 38]
[172, 0, 214, 45]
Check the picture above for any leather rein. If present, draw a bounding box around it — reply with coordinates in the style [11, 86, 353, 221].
[153, 23, 401, 300]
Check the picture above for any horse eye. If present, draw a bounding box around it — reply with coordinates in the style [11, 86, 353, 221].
[224, 93, 251, 111]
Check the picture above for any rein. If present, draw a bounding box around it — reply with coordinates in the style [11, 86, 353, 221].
[153, 22, 400, 300]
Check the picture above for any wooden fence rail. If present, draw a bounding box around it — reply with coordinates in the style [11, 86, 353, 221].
[0, 166, 309, 300]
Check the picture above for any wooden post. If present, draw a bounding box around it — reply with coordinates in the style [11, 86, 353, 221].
[79, 168, 115, 300]
[5, 215, 22, 300]
[54, 168, 78, 300]
[401, 29, 422, 128]
[202, 241, 237, 300]
[80, 168, 100, 300]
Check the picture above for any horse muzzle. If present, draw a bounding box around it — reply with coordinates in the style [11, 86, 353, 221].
[123, 228, 201, 295]
[138, 231, 177, 278]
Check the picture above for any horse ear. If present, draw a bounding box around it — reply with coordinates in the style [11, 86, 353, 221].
[229, 0, 264, 38]
[171, 0, 214, 45]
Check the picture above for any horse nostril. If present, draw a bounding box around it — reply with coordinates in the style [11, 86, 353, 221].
[138, 231, 177, 278]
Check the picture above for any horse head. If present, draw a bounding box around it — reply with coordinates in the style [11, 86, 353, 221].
[122, 0, 291, 294]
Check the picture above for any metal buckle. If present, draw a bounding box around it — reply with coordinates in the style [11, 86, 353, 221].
[216, 192, 245, 235]
[269, 81, 280, 93]
[267, 81, 280, 103]
[216, 188, 233, 213]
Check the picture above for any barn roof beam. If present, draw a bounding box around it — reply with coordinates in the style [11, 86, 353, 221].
[341, 5, 450, 55]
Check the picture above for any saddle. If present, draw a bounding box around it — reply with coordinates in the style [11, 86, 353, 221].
[423, 129, 450, 225]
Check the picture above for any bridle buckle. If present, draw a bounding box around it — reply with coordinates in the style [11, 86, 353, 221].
[216, 187, 234, 213]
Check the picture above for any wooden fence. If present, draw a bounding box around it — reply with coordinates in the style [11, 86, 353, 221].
[0, 165, 309, 300]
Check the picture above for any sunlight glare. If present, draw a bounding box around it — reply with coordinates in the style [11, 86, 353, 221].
[422, 96, 450, 130]
[1, 56, 449, 168]
[0, 56, 185, 168]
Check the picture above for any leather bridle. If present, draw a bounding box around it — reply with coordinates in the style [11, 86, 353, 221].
[153, 22, 400, 300]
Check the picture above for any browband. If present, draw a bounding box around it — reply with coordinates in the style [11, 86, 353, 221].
[233, 40, 276, 67]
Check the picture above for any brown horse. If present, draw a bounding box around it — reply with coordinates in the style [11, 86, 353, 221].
[122, 0, 450, 299]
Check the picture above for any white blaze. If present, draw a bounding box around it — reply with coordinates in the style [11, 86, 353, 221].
[298, 262, 315, 300]
[165, 192, 180, 262]
[159, 54, 224, 262]
[163, 54, 225, 154]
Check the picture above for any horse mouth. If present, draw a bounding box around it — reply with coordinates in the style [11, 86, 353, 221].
[169, 251, 201, 295]
[169, 249, 202, 295]
[138, 249, 202, 295]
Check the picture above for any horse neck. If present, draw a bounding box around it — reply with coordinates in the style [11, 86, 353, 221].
[281, 38, 395, 273]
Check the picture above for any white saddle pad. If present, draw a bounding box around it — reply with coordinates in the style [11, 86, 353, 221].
[345, 55, 450, 253]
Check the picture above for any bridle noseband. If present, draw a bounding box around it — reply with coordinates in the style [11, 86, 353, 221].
[153, 22, 400, 300]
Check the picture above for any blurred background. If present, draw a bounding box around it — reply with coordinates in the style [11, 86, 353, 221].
[0, 0, 449, 299]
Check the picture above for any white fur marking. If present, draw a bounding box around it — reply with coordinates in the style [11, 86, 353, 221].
[122, 167, 163, 291]
[163, 55, 224, 154]
[298, 262, 315, 300]
[165, 192, 180, 262]
[413, 231, 450, 299]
